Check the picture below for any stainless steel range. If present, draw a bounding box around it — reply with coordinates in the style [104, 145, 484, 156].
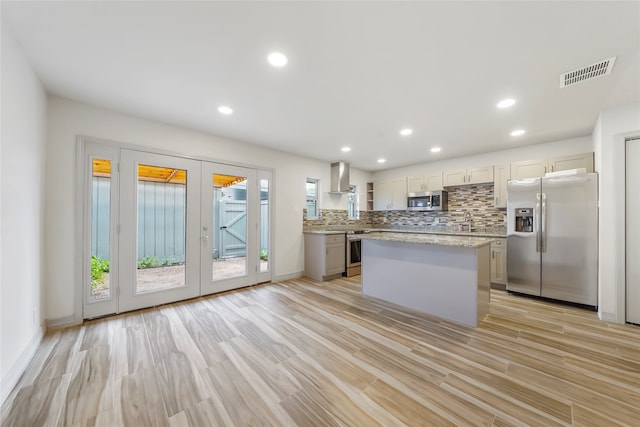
[345, 230, 368, 277]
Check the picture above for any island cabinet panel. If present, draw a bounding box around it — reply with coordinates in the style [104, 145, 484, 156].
[361, 238, 490, 327]
[304, 233, 345, 281]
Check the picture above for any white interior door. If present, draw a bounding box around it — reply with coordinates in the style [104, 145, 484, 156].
[626, 138, 640, 324]
[118, 149, 202, 313]
[201, 163, 258, 294]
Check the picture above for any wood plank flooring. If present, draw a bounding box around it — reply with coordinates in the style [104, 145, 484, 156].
[2, 276, 639, 426]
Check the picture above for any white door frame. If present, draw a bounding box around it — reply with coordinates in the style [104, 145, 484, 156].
[201, 162, 257, 295]
[77, 137, 274, 320]
[118, 149, 202, 313]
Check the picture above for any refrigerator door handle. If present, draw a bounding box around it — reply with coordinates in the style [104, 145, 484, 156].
[536, 193, 541, 253]
[541, 193, 547, 253]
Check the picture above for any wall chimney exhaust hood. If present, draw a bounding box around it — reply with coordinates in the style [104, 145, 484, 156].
[330, 161, 350, 194]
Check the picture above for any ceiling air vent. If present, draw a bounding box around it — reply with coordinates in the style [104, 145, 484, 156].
[560, 56, 616, 88]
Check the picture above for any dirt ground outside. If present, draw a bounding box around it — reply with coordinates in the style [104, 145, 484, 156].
[90, 257, 268, 301]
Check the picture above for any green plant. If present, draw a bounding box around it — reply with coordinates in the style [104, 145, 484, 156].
[260, 249, 268, 261]
[137, 256, 183, 269]
[91, 255, 110, 288]
[137, 256, 160, 269]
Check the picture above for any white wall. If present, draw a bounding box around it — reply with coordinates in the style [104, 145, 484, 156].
[45, 97, 371, 324]
[0, 24, 47, 404]
[373, 136, 593, 180]
[593, 102, 640, 323]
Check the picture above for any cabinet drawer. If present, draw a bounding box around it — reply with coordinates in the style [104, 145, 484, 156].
[325, 234, 345, 244]
[491, 239, 506, 248]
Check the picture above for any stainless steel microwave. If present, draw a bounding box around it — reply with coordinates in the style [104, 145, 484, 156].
[407, 190, 448, 211]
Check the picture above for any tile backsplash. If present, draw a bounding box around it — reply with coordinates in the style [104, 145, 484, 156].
[304, 184, 507, 233]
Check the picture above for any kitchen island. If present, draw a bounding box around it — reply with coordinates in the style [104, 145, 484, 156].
[360, 232, 493, 327]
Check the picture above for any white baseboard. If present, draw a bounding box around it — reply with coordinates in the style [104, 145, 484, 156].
[1, 325, 45, 406]
[598, 311, 622, 324]
[45, 314, 80, 330]
[272, 271, 303, 282]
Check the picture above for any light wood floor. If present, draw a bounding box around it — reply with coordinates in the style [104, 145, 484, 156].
[2, 277, 639, 426]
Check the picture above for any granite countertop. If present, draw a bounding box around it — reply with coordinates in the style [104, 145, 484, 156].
[360, 232, 495, 248]
[303, 230, 347, 235]
[373, 228, 506, 239]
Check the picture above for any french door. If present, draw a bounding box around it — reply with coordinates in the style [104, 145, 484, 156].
[81, 142, 271, 318]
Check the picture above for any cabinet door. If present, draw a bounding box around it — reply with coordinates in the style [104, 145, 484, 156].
[425, 172, 443, 191]
[491, 240, 507, 285]
[390, 177, 407, 209]
[373, 180, 392, 210]
[407, 176, 425, 193]
[443, 169, 467, 186]
[510, 159, 547, 180]
[325, 242, 345, 275]
[493, 164, 510, 208]
[549, 152, 594, 173]
[468, 166, 494, 184]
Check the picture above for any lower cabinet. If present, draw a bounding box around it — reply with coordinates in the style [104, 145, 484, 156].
[490, 239, 507, 288]
[304, 233, 346, 281]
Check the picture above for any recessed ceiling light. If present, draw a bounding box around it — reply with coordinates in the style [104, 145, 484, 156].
[400, 128, 413, 136]
[511, 129, 526, 136]
[341, 146, 351, 152]
[497, 99, 516, 109]
[430, 147, 442, 153]
[218, 106, 233, 115]
[377, 158, 386, 163]
[267, 52, 288, 67]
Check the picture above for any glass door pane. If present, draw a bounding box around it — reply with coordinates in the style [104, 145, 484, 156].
[212, 173, 248, 280]
[119, 150, 201, 313]
[136, 164, 187, 292]
[90, 158, 112, 302]
[257, 170, 272, 282]
[202, 163, 257, 294]
[83, 141, 119, 319]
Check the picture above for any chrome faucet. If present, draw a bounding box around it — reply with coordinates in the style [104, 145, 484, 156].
[463, 211, 472, 232]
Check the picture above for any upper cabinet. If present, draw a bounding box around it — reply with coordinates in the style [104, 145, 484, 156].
[493, 164, 510, 208]
[373, 177, 407, 211]
[443, 166, 493, 187]
[549, 152, 594, 174]
[511, 152, 594, 180]
[407, 171, 443, 192]
[510, 158, 548, 180]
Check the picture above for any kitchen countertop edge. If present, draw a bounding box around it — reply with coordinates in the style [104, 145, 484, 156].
[359, 232, 494, 248]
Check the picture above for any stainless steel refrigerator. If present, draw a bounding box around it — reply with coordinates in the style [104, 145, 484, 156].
[507, 173, 598, 307]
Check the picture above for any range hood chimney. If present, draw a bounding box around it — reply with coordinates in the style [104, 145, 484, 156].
[330, 161, 350, 194]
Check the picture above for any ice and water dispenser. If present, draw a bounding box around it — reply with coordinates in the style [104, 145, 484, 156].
[515, 208, 534, 232]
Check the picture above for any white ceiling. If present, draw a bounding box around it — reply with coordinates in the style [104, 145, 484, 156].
[3, 1, 639, 171]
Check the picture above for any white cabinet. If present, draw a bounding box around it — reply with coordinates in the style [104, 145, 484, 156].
[304, 233, 345, 281]
[493, 164, 510, 209]
[490, 239, 507, 287]
[549, 152, 594, 173]
[425, 172, 444, 191]
[511, 153, 594, 180]
[443, 166, 493, 186]
[373, 177, 407, 210]
[407, 172, 443, 192]
[510, 158, 547, 180]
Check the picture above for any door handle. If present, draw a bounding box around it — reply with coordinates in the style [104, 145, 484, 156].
[535, 193, 541, 253]
[220, 226, 227, 230]
[202, 235, 209, 241]
[541, 193, 547, 253]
